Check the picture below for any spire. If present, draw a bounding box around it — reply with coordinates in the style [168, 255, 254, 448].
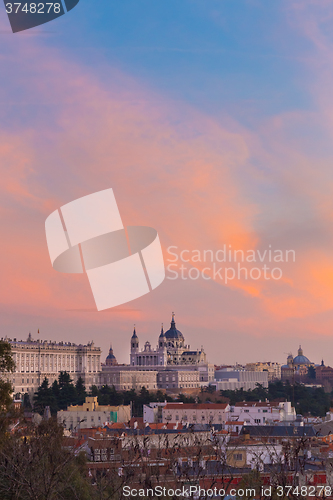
[131, 325, 138, 338]
[159, 323, 165, 338]
[171, 312, 176, 329]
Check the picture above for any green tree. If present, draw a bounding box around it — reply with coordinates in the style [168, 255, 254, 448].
[0, 340, 15, 411]
[308, 365, 316, 379]
[33, 378, 58, 415]
[75, 376, 87, 405]
[0, 418, 93, 500]
[22, 393, 32, 410]
[57, 371, 78, 410]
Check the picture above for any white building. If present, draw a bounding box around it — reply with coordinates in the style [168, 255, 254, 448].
[5, 333, 101, 397]
[212, 367, 268, 391]
[162, 402, 230, 424]
[143, 401, 169, 423]
[229, 401, 296, 425]
[245, 362, 281, 381]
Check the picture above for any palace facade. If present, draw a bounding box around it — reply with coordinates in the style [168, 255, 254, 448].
[3, 333, 101, 396]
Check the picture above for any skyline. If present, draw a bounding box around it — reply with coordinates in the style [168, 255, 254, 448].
[2, 1, 333, 365]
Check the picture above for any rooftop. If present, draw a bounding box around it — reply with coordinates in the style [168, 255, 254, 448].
[164, 403, 229, 410]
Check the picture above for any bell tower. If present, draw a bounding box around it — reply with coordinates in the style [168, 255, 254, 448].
[130, 326, 139, 366]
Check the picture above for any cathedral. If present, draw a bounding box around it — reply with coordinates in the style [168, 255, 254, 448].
[100, 313, 214, 391]
[130, 313, 207, 368]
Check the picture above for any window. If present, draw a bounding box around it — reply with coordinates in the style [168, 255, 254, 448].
[254, 419, 261, 424]
[94, 449, 101, 462]
[263, 409, 268, 413]
[175, 415, 179, 420]
[233, 453, 242, 461]
[244, 409, 249, 413]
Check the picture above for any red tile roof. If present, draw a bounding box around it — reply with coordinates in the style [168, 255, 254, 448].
[148, 423, 176, 429]
[108, 422, 127, 429]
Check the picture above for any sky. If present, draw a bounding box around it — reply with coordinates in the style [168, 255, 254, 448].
[1, 0, 333, 366]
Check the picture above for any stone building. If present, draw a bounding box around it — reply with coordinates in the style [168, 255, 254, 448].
[4, 333, 101, 397]
[4, 314, 213, 397]
[128, 313, 214, 388]
[99, 366, 158, 391]
[130, 313, 207, 368]
[245, 361, 281, 381]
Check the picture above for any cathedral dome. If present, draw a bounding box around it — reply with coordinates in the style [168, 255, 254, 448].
[164, 314, 184, 340]
[293, 345, 311, 365]
[293, 355, 311, 365]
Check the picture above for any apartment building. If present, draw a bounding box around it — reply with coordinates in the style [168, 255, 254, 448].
[162, 402, 230, 424]
[229, 401, 296, 425]
[58, 396, 131, 431]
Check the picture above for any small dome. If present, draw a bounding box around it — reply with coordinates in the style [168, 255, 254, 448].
[164, 314, 184, 340]
[105, 346, 117, 366]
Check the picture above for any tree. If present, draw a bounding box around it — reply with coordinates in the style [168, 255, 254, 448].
[75, 376, 87, 405]
[22, 393, 32, 410]
[0, 418, 93, 499]
[308, 366, 316, 380]
[57, 372, 77, 410]
[33, 378, 57, 415]
[0, 340, 15, 411]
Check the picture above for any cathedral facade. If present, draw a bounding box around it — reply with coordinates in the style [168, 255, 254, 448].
[101, 314, 214, 391]
[130, 313, 207, 368]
